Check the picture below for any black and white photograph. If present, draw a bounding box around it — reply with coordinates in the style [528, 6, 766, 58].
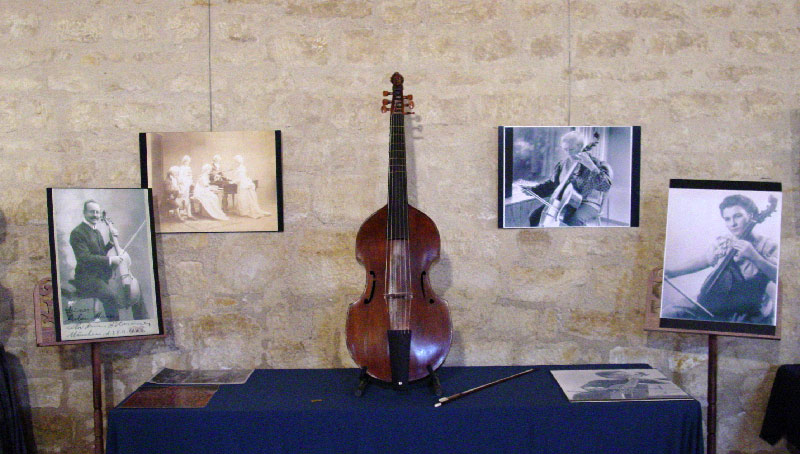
[551, 368, 691, 402]
[660, 180, 782, 337]
[498, 126, 640, 228]
[47, 188, 163, 342]
[141, 130, 283, 233]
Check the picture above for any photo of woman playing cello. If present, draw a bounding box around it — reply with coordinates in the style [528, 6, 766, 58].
[659, 180, 782, 336]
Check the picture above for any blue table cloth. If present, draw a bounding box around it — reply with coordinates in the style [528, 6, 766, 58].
[107, 364, 703, 454]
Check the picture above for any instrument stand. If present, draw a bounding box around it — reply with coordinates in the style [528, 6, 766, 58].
[353, 366, 443, 397]
[427, 365, 443, 397]
[354, 367, 370, 397]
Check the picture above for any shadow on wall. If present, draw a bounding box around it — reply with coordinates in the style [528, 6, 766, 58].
[0, 209, 36, 453]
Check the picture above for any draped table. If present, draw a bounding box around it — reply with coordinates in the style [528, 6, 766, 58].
[107, 364, 703, 454]
[760, 364, 800, 448]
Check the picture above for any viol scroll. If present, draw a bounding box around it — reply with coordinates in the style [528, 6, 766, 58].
[345, 73, 452, 391]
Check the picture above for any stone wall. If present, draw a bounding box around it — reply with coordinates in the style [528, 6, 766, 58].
[0, 1, 798, 452]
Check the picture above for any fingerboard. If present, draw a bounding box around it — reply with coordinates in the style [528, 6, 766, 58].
[387, 111, 408, 241]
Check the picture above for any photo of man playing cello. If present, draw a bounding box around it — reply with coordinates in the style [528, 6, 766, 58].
[659, 180, 781, 336]
[48, 188, 163, 342]
[499, 126, 640, 229]
[520, 130, 612, 227]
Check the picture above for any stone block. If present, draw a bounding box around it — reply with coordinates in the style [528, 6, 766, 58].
[426, 0, 498, 24]
[29, 377, 62, 407]
[0, 12, 40, 39]
[530, 34, 565, 58]
[110, 12, 156, 41]
[576, 30, 636, 58]
[472, 31, 517, 62]
[55, 15, 103, 43]
[617, 1, 688, 22]
[285, 0, 372, 19]
[647, 30, 709, 55]
[166, 10, 203, 43]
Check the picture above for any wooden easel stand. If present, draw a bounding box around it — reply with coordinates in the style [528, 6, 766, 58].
[708, 334, 717, 454]
[92, 343, 104, 454]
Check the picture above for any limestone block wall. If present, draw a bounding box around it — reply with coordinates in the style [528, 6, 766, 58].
[0, 1, 798, 452]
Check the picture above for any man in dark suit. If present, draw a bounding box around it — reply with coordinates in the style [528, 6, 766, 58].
[69, 200, 123, 321]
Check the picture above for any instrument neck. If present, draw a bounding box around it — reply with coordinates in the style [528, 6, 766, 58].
[388, 112, 408, 241]
[103, 218, 123, 255]
[706, 220, 758, 288]
[738, 220, 757, 241]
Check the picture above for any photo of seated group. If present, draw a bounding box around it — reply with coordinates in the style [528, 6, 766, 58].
[141, 130, 283, 233]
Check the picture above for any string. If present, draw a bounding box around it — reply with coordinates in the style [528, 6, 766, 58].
[401, 112, 411, 331]
[387, 111, 396, 330]
[385, 87, 414, 331]
[387, 107, 411, 330]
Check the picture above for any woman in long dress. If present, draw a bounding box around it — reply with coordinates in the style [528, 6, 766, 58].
[192, 164, 229, 220]
[232, 155, 270, 218]
[176, 155, 194, 218]
[164, 166, 189, 220]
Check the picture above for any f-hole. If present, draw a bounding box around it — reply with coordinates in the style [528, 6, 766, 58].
[364, 271, 377, 304]
[421, 272, 434, 303]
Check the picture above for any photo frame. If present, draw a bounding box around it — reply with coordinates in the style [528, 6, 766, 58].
[498, 126, 640, 228]
[140, 130, 283, 233]
[46, 188, 164, 343]
[659, 179, 782, 338]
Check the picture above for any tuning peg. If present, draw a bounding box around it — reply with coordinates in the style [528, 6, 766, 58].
[404, 95, 413, 100]
[383, 91, 390, 96]
[381, 105, 390, 113]
[404, 111, 415, 115]
[382, 99, 391, 106]
[406, 100, 415, 110]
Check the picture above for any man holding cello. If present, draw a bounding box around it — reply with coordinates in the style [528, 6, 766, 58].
[521, 130, 613, 227]
[69, 200, 124, 321]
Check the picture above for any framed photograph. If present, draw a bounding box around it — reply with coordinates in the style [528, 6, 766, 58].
[659, 179, 781, 338]
[140, 130, 283, 233]
[498, 126, 640, 228]
[46, 188, 164, 343]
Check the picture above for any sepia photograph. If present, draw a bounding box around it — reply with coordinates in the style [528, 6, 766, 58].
[660, 180, 782, 337]
[141, 130, 283, 233]
[47, 188, 163, 342]
[498, 126, 640, 228]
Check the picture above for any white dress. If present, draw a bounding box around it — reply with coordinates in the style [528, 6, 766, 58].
[177, 164, 193, 198]
[233, 164, 270, 218]
[192, 174, 229, 220]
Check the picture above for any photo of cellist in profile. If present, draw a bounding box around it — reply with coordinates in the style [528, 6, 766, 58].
[500, 126, 640, 229]
[661, 190, 780, 326]
[520, 130, 612, 227]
